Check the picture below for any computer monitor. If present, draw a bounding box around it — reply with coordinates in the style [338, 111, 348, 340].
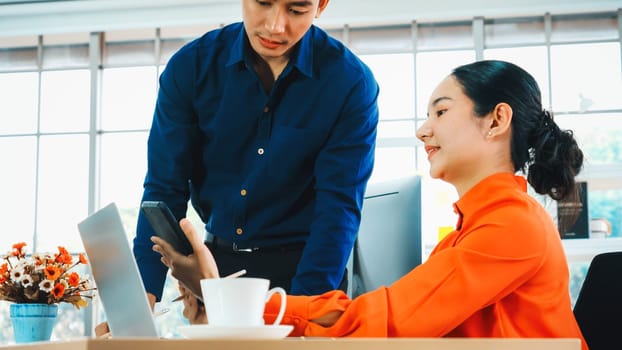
[348, 175, 422, 297]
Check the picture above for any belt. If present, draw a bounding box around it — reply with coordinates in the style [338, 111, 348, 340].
[208, 235, 306, 253]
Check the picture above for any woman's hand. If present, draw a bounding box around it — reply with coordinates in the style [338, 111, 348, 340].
[94, 322, 111, 338]
[151, 218, 220, 297]
[178, 282, 208, 324]
[311, 310, 343, 327]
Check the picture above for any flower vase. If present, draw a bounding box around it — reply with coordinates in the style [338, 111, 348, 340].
[10, 303, 58, 343]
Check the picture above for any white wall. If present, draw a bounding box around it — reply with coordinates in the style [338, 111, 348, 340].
[0, 0, 620, 37]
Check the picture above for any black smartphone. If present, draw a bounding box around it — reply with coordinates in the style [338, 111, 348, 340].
[140, 201, 193, 256]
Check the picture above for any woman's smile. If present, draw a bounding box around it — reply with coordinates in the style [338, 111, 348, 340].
[424, 145, 440, 160]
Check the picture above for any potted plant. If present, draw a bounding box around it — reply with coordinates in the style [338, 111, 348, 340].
[0, 242, 95, 343]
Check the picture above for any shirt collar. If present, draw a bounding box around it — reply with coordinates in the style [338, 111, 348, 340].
[226, 24, 247, 67]
[290, 26, 315, 79]
[225, 23, 316, 79]
[453, 173, 528, 230]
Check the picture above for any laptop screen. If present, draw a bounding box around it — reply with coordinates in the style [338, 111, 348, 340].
[77, 203, 159, 338]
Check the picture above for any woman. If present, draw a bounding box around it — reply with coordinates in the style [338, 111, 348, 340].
[156, 60, 587, 348]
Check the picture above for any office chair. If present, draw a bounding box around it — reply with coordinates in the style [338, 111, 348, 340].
[573, 251, 622, 350]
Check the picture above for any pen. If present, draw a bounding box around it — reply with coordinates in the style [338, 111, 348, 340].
[153, 307, 170, 318]
[171, 269, 247, 302]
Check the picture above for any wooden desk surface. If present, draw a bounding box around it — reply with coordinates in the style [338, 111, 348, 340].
[0, 337, 581, 350]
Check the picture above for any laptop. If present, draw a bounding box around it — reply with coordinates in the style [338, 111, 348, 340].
[77, 202, 159, 338]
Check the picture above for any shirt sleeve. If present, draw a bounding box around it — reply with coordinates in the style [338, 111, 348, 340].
[290, 68, 380, 295]
[132, 49, 200, 301]
[268, 222, 546, 337]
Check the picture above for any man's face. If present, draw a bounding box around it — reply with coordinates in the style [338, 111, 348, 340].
[242, 0, 327, 62]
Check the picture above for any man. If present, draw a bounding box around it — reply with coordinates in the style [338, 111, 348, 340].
[134, 0, 379, 310]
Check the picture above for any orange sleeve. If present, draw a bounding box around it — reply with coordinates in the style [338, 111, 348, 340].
[264, 290, 355, 336]
[262, 175, 583, 347]
[265, 287, 393, 337]
[383, 244, 544, 336]
[265, 221, 545, 337]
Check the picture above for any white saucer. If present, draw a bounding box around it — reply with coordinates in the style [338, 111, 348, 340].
[177, 324, 294, 339]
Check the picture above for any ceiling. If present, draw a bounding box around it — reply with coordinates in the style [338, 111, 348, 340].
[0, 0, 619, 37]
[0, 0, 77, 3]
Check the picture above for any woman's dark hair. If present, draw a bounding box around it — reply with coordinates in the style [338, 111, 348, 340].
[451, 60, 583, 202]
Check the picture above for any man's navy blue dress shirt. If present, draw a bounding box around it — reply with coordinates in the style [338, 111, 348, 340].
[133, 22, 379, 299]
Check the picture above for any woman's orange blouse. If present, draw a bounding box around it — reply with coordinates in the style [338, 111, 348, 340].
[265, 173, 588, 350]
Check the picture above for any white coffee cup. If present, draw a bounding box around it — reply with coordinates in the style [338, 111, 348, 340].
[200, 277, 287, 327]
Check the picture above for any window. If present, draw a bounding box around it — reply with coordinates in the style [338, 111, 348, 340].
[417, 21, 473, 51]
[550, 42, 622, 112]
[101, 67, 157, 131]
[551, 12, 619, 42]
[349, 25, 413, 53]
[1, 10, 621, 342]
[0, 35, 38, 71]
[358, 53, 417, 182]
[36, 134, 89, 252]
[41, 33, 89, 70]
[0, 72, 38, 133]
[484, 46, 550, 108]
[556, 113, 622, 238]
[103, 28, 156, 67]
[40, 70, 90, 133]
[0, 136, 37, 249]
[485, 16, 546, 46]
[99, 132, 149, 237]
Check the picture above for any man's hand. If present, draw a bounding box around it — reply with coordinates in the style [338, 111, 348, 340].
[151, 218, 219, 297]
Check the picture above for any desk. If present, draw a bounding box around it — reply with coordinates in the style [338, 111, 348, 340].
[0, 338, 581, 350]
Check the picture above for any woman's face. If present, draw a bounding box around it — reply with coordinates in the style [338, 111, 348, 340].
[416, 75, 491, 190]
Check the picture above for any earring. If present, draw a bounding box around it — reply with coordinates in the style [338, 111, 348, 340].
[487, 131, 493, 136]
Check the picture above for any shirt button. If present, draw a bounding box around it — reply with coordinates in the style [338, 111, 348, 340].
[236, 228, 243, 235]
[240, 189, 247, 196]
[263, 106, 269, 113]
[257, 148, 264, 155]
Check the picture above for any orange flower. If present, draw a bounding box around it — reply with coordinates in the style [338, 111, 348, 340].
[55, 246, 73, 264]
[12, 242, 27, 250]
[1, 242, 95, 309]
[61, 254, 72, 264]
[52, 283, 65, 298]
[11, 242, 27, 257]
[44, 265, 62, 281]
[67, 272, 80, 287]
